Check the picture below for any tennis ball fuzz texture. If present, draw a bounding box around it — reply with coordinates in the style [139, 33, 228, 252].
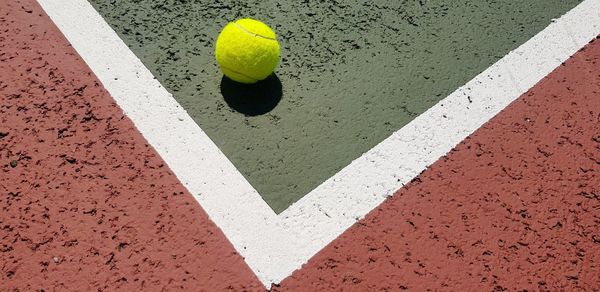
[215, 19, 280, 84]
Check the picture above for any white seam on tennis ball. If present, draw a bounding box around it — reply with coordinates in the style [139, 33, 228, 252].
[232, 21, 277, 41]
[220, 65, 260, 82]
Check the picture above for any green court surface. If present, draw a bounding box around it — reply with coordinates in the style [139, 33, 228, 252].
[88, 0, 581, 213]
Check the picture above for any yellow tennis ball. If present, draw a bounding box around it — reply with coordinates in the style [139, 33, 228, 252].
[215, 18, 280, 84]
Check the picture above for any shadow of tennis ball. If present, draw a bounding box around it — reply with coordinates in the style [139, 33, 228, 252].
[220, 74, 282, 116]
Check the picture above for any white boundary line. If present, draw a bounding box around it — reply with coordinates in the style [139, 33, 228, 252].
[37, 0, 600, 287]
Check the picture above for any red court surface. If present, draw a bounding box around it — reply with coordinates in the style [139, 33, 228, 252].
[1, 1, 262, 290]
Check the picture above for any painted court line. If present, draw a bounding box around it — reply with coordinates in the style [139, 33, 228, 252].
[37, 0, 600, 286]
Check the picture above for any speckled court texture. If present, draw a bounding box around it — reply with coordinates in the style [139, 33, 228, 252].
[1, 0, 600, 291]
[87, 0, 582, 212]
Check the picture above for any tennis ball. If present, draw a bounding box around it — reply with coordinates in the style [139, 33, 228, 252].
[215, 18, 280, 84]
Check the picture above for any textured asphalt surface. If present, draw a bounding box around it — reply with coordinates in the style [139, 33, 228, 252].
[1, 1, 598, 290]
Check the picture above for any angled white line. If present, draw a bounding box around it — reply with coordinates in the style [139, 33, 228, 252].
[37, 0, 600, 287]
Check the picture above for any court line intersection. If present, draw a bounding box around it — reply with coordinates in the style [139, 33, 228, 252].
[37, 0, 600, 286]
